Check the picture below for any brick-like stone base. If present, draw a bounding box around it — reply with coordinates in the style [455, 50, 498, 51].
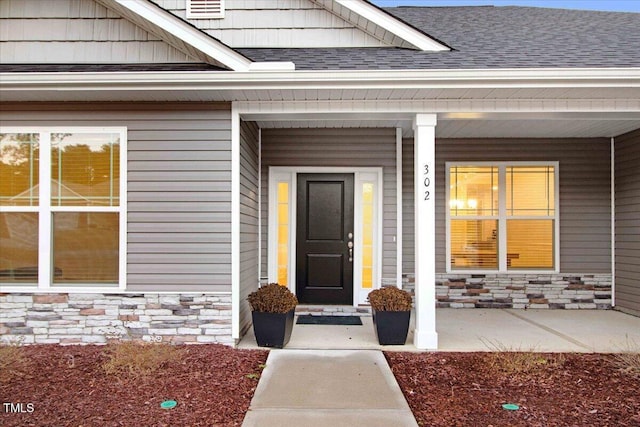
[402, 273, 612, 309]
[0, 293, 233, 345]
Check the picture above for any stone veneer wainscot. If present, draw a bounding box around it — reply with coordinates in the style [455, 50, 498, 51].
[402, 273, 612, 309]
[0, 293, 232, 345]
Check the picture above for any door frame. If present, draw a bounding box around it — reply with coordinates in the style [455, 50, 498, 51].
[268, 166, 383, 305]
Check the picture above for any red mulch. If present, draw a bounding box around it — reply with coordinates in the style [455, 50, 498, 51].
[0, 344, 268, 427]
[385, 351, 640, 427]
[2, 345, 639, 426]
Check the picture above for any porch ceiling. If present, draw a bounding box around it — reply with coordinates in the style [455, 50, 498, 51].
[254, 113, 640, 139]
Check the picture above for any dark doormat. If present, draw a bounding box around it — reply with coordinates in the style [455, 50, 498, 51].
[296, 315, 362, 325]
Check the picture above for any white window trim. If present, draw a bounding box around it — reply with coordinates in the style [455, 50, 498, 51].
[187, 0, 225, 19]
[268, 167, 383, 306]
[0, 127, 127, 292]
[445, 161, 560, 274]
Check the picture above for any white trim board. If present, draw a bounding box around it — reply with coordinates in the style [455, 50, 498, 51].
[231, 106, 241, 340]
[268, 167, 384, 306]
[310, 0, 449, 51]
[321, 0, 450, 51]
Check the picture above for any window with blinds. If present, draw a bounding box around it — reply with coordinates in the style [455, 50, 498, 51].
[0, 129, 126, 288]
[50, 133, 121, 284]
[447, 163, 557, 272]
[187, 0, 224, 19]
[1, 133, 40, 282]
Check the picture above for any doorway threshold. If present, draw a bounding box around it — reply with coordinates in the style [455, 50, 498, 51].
[296, 305, 372, 317]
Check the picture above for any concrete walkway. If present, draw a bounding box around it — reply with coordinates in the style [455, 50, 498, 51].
[242, 350, 418, 427]
[240, 309, 640, 426]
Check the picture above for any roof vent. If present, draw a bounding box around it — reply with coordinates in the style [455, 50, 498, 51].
[187, 0, 224, 19]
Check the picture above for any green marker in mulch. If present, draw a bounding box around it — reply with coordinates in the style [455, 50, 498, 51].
[161, 400, 177, 409]
[502, 403, 520, 411]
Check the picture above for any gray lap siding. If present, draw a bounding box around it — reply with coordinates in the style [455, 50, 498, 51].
[239, 120, 260, 336]
[615, 129, 640, 316]
[0, 102, 233, 293]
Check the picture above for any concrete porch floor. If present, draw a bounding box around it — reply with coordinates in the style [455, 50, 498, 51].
[237, 308, 640, 352]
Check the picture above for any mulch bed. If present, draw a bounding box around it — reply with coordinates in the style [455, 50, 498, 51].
[2, 345, 639, 426]
[385, 352, 640, 427]
[0, 344, 268, 427]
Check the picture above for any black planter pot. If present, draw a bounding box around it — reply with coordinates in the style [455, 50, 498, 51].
[251, 309, 295, 348]
[372, 309, 411, 345]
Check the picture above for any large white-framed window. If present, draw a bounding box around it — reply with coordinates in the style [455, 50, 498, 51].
[446, 162, 559, 273]
[0, 127, 127, 291]
[267, 167, 383, 305]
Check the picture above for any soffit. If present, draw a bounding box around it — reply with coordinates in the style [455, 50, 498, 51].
[3, 85, 639, 103]
[252, 114, 640, 139]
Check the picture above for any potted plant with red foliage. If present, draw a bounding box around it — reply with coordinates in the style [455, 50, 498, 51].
[247, 283, 298, 348]
[368, 286, 413, 345]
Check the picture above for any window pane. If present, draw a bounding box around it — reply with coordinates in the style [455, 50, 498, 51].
[0, 133, 39, 206]
[276, 182, 288, 286]
[52, 212, 119, 284]
[450, 220, 498, 269]
[507, 220, 554, 269]
[449, 166, 498, 216]
[51, 133, 120, 206]
[507, 166, 555, 216]
[0, 213, 38, 282]
[361, 183, 374, 288]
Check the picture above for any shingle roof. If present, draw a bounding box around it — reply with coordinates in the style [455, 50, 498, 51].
[238, 6, 640, 70]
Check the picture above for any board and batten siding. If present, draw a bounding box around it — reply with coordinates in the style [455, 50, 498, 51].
[260, 128, 398, 284]
[403, 138, 612, 274]
[0, 102, 233, 293]
[239, 121, 260, 334]
[0, 0, 197, 63]
[615, 129, 640, 316]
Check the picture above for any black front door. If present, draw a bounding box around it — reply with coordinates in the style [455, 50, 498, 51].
[296, 173, 354, 304]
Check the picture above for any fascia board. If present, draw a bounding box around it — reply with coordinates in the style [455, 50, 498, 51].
[333, 0, 450, 52]
[2, 68, 640, 90]
[97, 0, 253, 71]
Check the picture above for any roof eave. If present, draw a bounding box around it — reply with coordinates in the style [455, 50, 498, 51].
[2, 67, 640, 90]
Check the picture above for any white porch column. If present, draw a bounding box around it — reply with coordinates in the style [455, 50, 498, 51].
[413, 114, 438, 350]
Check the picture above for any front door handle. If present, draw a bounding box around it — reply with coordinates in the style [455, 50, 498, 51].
[347, 236, 353, 262]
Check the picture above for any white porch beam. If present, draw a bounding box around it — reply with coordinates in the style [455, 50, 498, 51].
[413, 113, 438, 350]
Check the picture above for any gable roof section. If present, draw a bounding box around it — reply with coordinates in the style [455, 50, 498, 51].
[0, 0, 205, 65]
[150, 0, 448, 50]
[311, 0, 449, 51]
[94, 0, 253, 70]
[239, 6, 640, 70]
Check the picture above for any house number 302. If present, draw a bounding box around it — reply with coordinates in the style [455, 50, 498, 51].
[423, 163, 431, 201]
